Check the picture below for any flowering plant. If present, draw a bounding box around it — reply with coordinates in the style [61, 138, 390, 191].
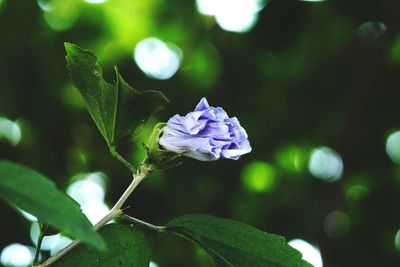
[0, 44, 312, 267]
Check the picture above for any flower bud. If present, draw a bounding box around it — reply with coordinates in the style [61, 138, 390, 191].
[159, 98, 251, 161]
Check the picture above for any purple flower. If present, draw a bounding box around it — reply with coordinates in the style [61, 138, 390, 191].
[159, 98, 252, 161]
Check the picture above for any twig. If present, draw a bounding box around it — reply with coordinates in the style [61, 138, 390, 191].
[39, 167, 150, 266]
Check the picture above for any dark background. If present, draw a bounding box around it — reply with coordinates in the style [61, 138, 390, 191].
[1, 0, 400, 266]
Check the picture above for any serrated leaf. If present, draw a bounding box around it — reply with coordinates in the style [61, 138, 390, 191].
[166, 214, 313, 267]
[64, 42, 168, 146]
[55, 224, 153, 267]
[0, 161, 105, 250]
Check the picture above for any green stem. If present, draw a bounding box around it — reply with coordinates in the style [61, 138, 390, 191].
[121, 214, 165, 233]
[109, 145, 136, 173]
[33, 225, 45, 266]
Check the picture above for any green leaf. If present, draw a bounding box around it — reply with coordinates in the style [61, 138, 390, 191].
[64, 42, 168, 147]
[166, 214, 313, 267]
[55, 224, 153, 267]
[0, 161, 105, 250]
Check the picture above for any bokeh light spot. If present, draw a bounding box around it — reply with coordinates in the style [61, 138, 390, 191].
[43, 0, 79, 31]
[308, 147, 343, 181]
[345, 184, 369, 202]
[184, 43, 221, 90]
[241, 161, 277, 193]
[50, 236, 72, 256]
[194, 245, 214, 266]
[134, 37, 182, 80]
[323, 211, 351, 239]
[84, 0, 107, 4]
[30, 223, 60, 251]
[357, 21, 387, 44]
[195, 0, 218, 16]
[0, 117, 21, 146]
[67, 173, 106, 206]
[390, 35, 400, 63]
[81, 201, 110, 225]
[149, 261, 159, 267]
[276, 145, 307, 173]
[195, 0, 266, 33]
[215, 2, 258, 33]
[37, 0, 53, 12]
[386, 131, 400, 164]
[394, 230, 400, 251]
[67, 172, 109, 225]
[17, 208, 37, 222]
[0, 244, 34, 267]
[288, 239, 323, 267]
[60, 84, 85, 109]
[44, 12, 78, 31]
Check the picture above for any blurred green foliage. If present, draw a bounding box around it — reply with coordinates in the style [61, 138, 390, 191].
[1, 0, 400, 266]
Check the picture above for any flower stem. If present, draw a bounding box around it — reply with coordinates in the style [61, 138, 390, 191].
[39, 167, 150, 267]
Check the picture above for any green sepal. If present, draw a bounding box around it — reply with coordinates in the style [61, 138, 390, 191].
[144, 122, 182, 170]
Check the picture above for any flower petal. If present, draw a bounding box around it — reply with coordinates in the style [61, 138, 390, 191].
[194, 97, 210, 111]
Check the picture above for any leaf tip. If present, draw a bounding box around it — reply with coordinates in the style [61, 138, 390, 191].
[64, 43, 95, 61]
[90, 235, 107, 252]
[64, 42, 77, 54]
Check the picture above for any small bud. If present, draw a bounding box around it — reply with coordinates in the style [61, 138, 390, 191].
[144, 123, 182, 170]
